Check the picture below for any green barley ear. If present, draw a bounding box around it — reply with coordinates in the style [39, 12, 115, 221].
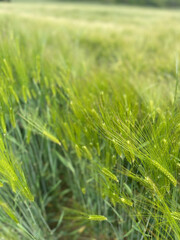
[42, 129, 61, 146]
[120, 197, 133, 206]
[2, 59, 14, 83]
[9, 86, 19, 104]
[0, 137, 33, 201]
[88, 215, 107, 221]
[0, 201, 18, 223]
[75, 144, 81, 159]
[150, 159, 177, 186]
[82, 146, 93, 160]
[171, 212, 180, 221]
[19, 112, 61, 146]
[101, 167, 119, 183]
[110, 192, 133, 207]
[0, 113, 6, 134]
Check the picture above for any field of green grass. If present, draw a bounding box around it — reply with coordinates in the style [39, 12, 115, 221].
[0, 2, 180, 240]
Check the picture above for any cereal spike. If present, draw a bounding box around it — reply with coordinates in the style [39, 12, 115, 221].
[88, 215, 107, 221]
[151, 160, 177, 186]
[101, 168, 119, 182]
[42, 130, 61, 146]
[171, 212, 180, 221]
[0, 201, 19, 223]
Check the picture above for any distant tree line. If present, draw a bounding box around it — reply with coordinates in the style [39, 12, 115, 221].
[116, 0, 180, 7]
[66, 0, 180, 7]
[1, 0, 180, 7]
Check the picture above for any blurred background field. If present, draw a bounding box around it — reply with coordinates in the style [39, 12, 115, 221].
[7, 0, 180, 7]
[0, 1, 180, 240]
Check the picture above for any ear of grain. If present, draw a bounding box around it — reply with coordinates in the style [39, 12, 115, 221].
[82, 146, 93, 160]
[150, 160, 177, 186]
[20, 113, 61, 145]
[88, 215, 107, 221]
[0, 201, 18, 223]
[101, 168, 119, 182]
[0, 114, 6, 134]
[75, 144, 81, 159]
[171, 212, 180, 221]
[42, 130, 61, 146]
[120, 197, 133, 207]
[9, 86, 19, 103]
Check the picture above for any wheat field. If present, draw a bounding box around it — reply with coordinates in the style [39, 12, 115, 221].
[0, 2, 179, 240]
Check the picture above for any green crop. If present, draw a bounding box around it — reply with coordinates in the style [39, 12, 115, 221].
[0, 2, 179, 240]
